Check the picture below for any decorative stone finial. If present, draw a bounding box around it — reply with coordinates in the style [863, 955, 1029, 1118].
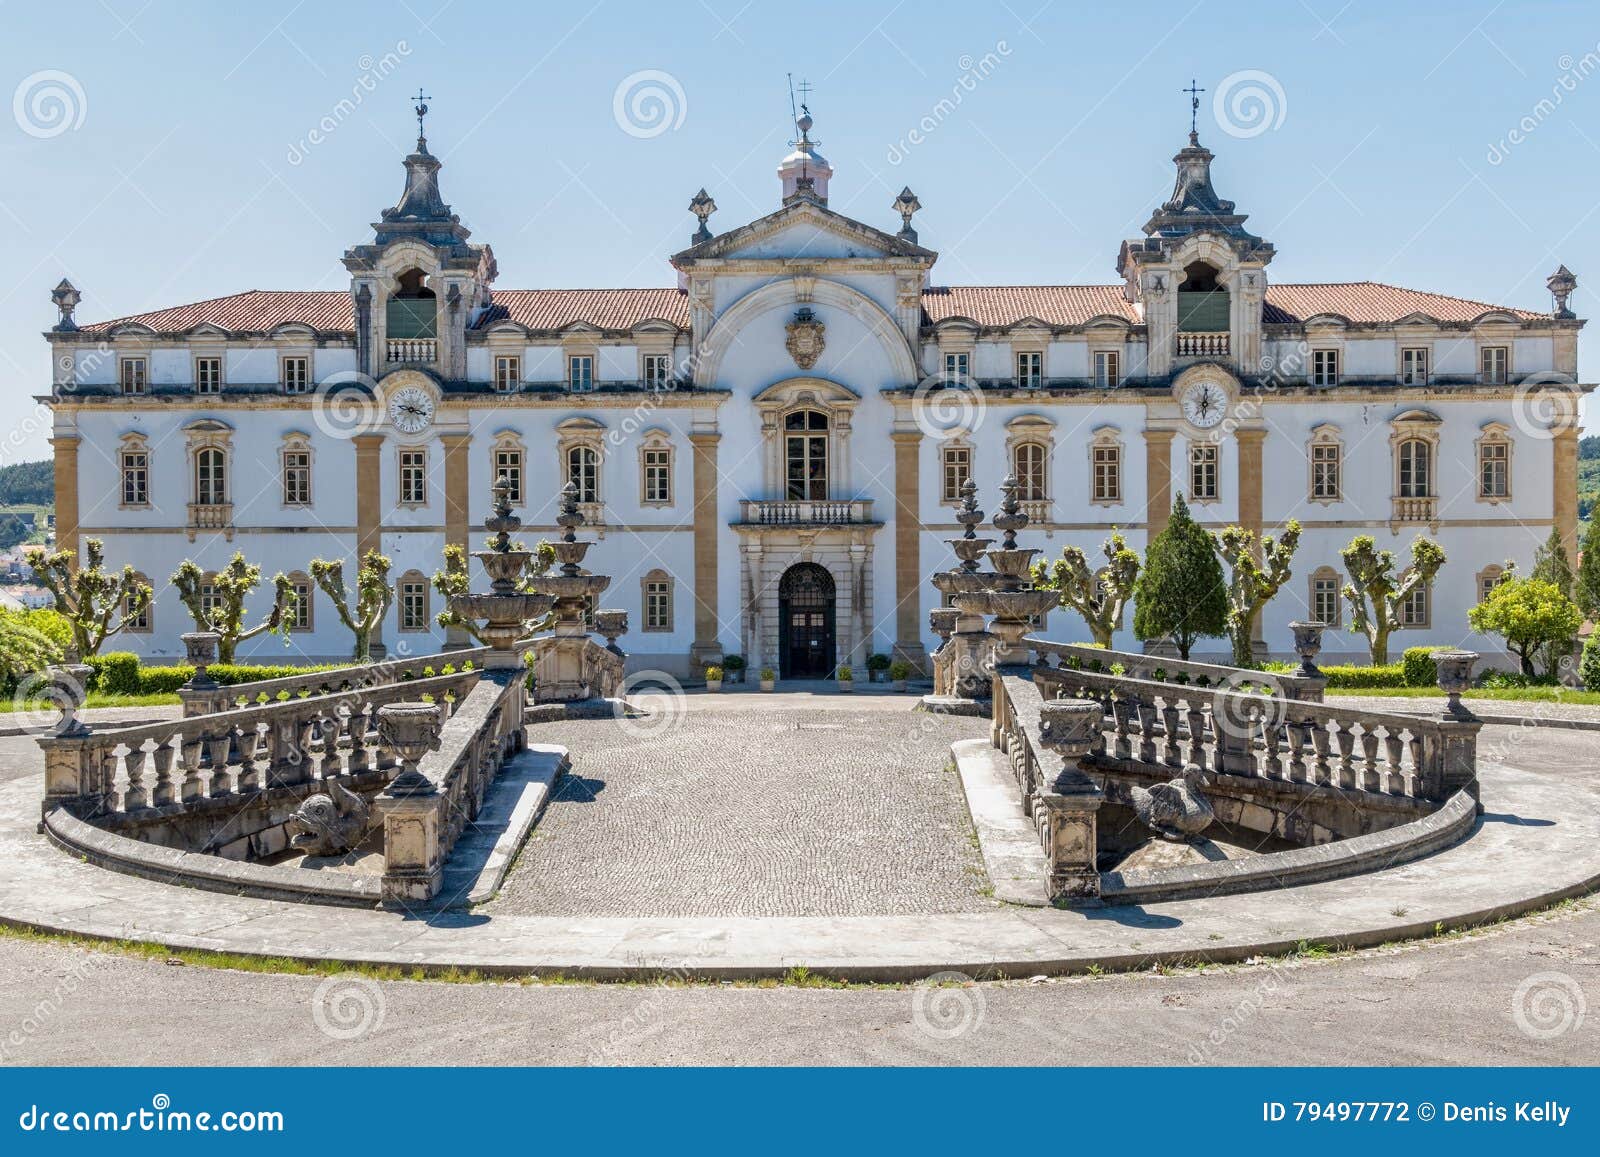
[688, 188, 717, 244]
[1548, 265, 1577, 318]
[992, 474, 1028, 551]
[892, 186, 922, 243]
[51, 279, 81, 332]
[412, 87, 432, 151]
[955, 478, 985, 571]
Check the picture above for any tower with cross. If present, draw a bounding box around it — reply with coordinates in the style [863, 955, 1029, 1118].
[1182, 79, 1204, 143]
[413, 88, 432, 148]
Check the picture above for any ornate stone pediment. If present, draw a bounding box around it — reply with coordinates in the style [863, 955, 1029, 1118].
[785, 308, 825, 370]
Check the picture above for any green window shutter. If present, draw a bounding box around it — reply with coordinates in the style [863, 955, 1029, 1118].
[385, 297, 438, 339]
[1177, 290, 1230, 332]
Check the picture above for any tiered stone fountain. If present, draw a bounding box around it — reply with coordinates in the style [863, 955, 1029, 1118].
[526, 481, 627, 702]
[449, 476, 556, 669]
[951, 476, 1059, 670]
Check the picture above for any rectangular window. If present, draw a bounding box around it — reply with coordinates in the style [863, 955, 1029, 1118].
[1311, 349, 1339, 387]
[1399, 583, 1430, 628]
[642, 354, 672, 388]
[1092, 444, 1121, 503]
[1312, 576, 1341, 628]
[569, 355, 595, 392]
[125, 589, 150, 633]
[199, 582, 223, 623]
[1400, 347, 1429, 386]
[1190, 443, 1219, 501]
[195, 356, 222, 395]
[398, 449, 427, 505]
[644, 579, 672, 631]
[942, 445, 971, 503]
[1093, 350, 1120, 388]
[643, 447, 672, 504]
[1016, 351, 1043, 388]
[290, 580, 312, 632]
[399, 580, 428, 631]
[282, 449, 311, 505]
[943, 352, 970, 382]
[1480, 345, 1509, 384]
[493, 354, 521, 393]
[1479, 441, 1509, 498]
[119, 357, 147, 396]
[494, 448, 523, 504]
[120, 451, 148, 506]
[281, 356, 310, 394]
[1311, 442, 1341, 501]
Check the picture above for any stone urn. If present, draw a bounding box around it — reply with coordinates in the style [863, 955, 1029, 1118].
[594, 610, 629, 656]
[1434, 650, 1479, 720]
[1037, 698, 1102, 764]
[44, 661, 94, 738]
[181, 631, 221, 689]
[1288, 621, 1325, 678]
[377, 701, 444, 796]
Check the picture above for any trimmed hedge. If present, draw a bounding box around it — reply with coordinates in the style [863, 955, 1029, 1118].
[1402, 646, 1452, 687]
[83, 654, 352, 696]
[1318, 663, 1409, 689]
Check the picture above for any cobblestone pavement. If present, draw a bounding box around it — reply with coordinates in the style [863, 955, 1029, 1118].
[488, 696, 997, 918]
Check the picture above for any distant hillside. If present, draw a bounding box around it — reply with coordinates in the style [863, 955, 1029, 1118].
[0, 460, 51, 507]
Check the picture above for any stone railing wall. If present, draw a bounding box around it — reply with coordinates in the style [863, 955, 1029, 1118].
[38, 670, 483, 824]
[1025, 637, 1325, 702]
[528, 635, 623, 703]
[375, 670, 526, 905]
[1031, 663, 1477, 805]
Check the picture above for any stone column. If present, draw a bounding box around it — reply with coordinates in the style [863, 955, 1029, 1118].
[1143, 429, 1174, 539]
[891, 428, 928, 672]
[1236, 427, 1268, 655]
[353, 432, 386, 657]
[688, 430, 723, 668]
[1554, 427, 1579, 559]
[50, 435, 80, 566]
[441, 432, 473, 649]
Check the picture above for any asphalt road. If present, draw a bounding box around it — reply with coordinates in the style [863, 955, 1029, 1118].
[0, 902, 1593, 1066]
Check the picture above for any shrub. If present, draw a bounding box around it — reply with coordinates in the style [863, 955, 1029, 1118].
[704, 665, 724, 681]
[865, 653, 890, 672]
[721, 654, 746, 672]
[836, 665, 854, 681]
[1319, 663, 1408, 689]
[89, 651, 142, 695]
[759, 667, 776, 681]
[889, 660, 912, 681]
[1402, 646, 1451, 687]
[1582, 633, 1600, 693]
[137, 665, 197, 694]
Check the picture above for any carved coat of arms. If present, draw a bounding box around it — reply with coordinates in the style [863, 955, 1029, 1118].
[785, 308, 825, 371]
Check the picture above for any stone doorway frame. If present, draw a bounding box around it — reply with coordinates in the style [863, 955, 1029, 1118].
[733, 529, 880, 677]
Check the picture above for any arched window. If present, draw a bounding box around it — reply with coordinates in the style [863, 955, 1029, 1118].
[1308, 566, 1342, 629]
[641, 569, 674, 632]
[386, 268, 437, 339]
[1476, 564, 1507, 605]
[1398, 438, 1432, 498]
[1013, 442, 1048, 501]
[1308, 425, 1342, 503]
[784, 409, 829, 501]
[567, 445, 600, 504]
[1476, 424, 1512, 502]
[1177, 261, 1229, 333]
[491, 430, 526, 506]
[1089, 427, 1122, 505]
[195, 447, 227, 506]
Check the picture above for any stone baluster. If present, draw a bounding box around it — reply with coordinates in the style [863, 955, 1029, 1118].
[1333, 723, 1356, 788]
[1111, 694, 1133, 761]
[1286, 718, 1310, 783]
[1160, 700, 1182, 767]
[1135, 698, 1158, 764]
[1356, 729, 1378, 791]
[1400, 732, 1423, 796]
[1186, 700, 1207, 768]
[1260, 717, 1284, 780]
[179, 734, 206, 801]
[121, 743, 148, 811]
[150, 739, 176, 807]
[1378, 730, 1402, 793]
[1310, 721, 1333, 785]
[205, 729, 235, 794]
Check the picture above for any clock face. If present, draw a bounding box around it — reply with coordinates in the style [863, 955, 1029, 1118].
[388, 386, 435, 434]
[1181, 381, 1228, 429]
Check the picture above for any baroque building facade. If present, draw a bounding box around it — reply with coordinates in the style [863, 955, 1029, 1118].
[42, 111, 1590, 673]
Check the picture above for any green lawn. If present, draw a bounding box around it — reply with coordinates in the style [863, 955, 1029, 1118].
[1, 691, 180, 714]
[1329, 685, 1600, 706]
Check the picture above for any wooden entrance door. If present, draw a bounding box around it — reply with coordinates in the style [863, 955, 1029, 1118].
[778, 563, 836, 679]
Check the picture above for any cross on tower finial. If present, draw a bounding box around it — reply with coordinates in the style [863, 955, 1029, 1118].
[413, 88, 432, 144]
[797, 77, 813, 111]
[1182, 78, 1204, 142]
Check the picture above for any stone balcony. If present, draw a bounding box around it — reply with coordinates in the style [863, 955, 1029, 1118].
[186, 502, 233, 542]
[1390, 496, 1439, 528]
[735, 498, 876, 527]
[387, 338, 438, 364]
[1175, 331, 1230, 357]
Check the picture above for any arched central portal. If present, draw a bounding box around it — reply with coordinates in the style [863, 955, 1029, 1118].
[778, 563, 837, 679]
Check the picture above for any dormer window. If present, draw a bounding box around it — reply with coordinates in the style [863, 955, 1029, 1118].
[569, 355, 595, 392]
[386, 268, 437, 340]
[1311, 349, 1339, 387]
[119, 357, 147, 396]
[1480, 345, 1509, 384]
[1015, 351, 1043, 388]
[281, 356, 310, 394]
[493, 354, 521, 393]
[1400, 346, 1429, 386]
[195, 356, 222, 395]
[642, 354, 672, 389]
[1176, 262, 1229, 332]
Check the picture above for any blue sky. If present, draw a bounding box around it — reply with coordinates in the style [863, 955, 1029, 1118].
[2, 0, 1598, 461]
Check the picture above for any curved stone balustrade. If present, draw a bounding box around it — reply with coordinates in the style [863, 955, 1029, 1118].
[1025, 637, 1326, 703]
[198, 646, 493, 714]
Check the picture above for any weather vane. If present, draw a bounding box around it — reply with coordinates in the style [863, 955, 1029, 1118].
[413, 88, 432, 142]
[1182, 78, 1204, 138]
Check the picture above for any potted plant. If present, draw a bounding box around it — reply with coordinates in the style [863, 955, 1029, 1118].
[836, 665, 854, 693]
[759, 667, 776, 692]
[722, 653, 747, 684]
[866, 652, 891, 684]
[705, 665, 724, 692]
[889, 659, 912, 692]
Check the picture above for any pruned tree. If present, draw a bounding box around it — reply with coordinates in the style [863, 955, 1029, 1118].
[309, 549, 393, 662]
[1133, 495, 1227, 660]
[431, 541, 557, 644]
[1577, 516, 1600, 621]
[1032, 532, 1139, 648]
[1340, 535, 1447, 665]
[1211, 521, 1302, 668]
[24, 538, 151, 658]
[1468, 575, 1583, 677]
[171, 553, 296, 663]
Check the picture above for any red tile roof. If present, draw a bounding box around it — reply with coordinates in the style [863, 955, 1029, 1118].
[76, 280, 1541, 336]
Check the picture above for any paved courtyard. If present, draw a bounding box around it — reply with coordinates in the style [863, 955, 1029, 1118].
[488, 693, 996, 917]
